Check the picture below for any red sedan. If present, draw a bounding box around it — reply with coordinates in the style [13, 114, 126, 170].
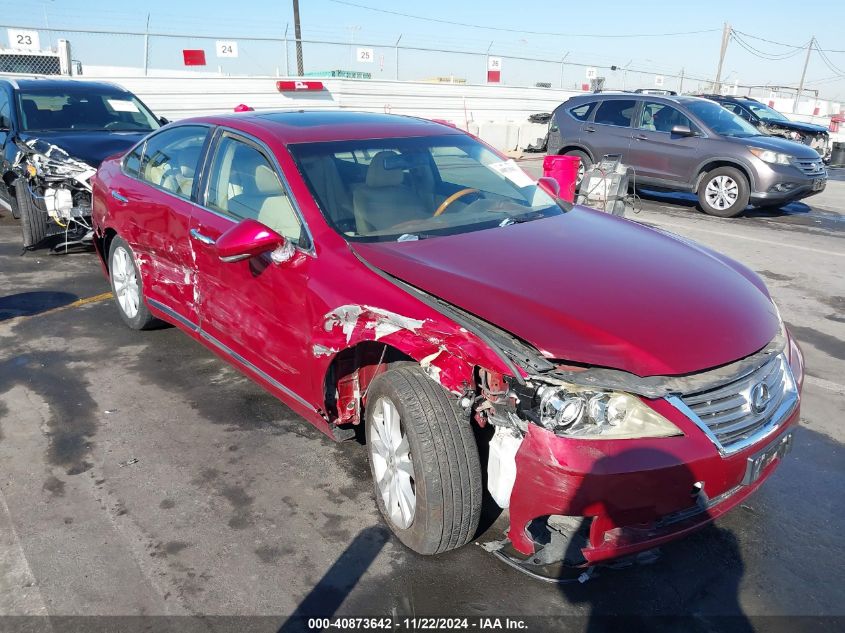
[91, 111, 803, 573]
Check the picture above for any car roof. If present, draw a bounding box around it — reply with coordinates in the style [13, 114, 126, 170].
[0, 77, 128, 93]
[565, 92, 712, 106]
[176, 110, 465, 144]
[694, 94, 762, 104]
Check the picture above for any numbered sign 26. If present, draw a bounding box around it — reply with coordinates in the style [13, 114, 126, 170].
[216, 41, 239, 58]
[8, 29, 40, 51]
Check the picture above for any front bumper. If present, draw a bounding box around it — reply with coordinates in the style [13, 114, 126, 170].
[506, 335, 804, 565]
[750, 161, 827, 204]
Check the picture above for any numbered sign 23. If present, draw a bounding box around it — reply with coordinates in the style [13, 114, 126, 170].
[8, 29, 40, 51]
[216, 41, 239, 58]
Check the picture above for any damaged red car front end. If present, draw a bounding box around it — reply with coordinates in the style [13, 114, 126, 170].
[507, 333, 803, 565]
[92, 110, 804, 572]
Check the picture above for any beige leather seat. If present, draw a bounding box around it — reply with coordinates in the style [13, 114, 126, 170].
[253, 164, 302, 243]
[352, 150, 428, 234]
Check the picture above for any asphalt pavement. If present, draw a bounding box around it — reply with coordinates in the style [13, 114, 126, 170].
[0, 170, 843, 632]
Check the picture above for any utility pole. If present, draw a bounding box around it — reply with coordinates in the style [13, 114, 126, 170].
[714, 22, 731, 93]
[794, 37, 814, 113]
[292, 0, 304, 76]
[678, 67, 685, 94]
[143, 13, 150, 76]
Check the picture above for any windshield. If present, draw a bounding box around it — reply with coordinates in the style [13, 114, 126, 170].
[289, 134, 566, 242]
[17, 90, 161, 132]
[686, 100, 762, 138]
[745, 101, 790, 123]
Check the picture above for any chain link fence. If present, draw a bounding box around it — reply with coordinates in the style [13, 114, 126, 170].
[0, 23, 724, 92]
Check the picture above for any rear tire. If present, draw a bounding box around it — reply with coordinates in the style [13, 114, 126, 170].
[15, 179, 49, 248]
[561, 149, 591, 190]
[365, 365, 481, 555]
[697, 167, 750, 218]
[108, 236, 160, 330]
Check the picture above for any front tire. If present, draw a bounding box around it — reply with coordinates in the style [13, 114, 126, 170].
[7, 185, 21, 219]
[108, 236, 159, 330]
[697, 167, 750, 218]
[15, 179, 49, 248]
[365, 365, 481, 555]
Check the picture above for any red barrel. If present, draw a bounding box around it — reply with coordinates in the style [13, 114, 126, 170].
[542, 155, 580, 202]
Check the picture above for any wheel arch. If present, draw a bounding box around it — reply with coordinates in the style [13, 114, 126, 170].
[557, 144, 594, 161]
[96, 227, 119, 272]
[694, 159, 755, 192]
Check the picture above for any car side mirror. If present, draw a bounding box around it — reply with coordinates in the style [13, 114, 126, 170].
[537, 176, 560, 198]
[671, 125, 694, 137]
[216, 219, 288, 263]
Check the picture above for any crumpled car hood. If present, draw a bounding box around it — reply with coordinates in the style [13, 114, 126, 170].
[17, 130, 147, 168]
[352, 209, 779, 377]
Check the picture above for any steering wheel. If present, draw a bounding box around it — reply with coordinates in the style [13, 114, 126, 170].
[433, 188, 480, 217]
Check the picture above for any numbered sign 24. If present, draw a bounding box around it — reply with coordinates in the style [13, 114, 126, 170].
[216, 41, 239, 58]
[8, 29, 40, 51]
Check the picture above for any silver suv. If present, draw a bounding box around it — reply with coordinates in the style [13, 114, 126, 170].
[547, 93, 827, 217]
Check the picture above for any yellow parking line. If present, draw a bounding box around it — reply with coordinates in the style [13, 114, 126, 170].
[1, 291, 113, 327]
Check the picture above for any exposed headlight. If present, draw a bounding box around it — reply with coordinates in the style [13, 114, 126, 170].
[749, 148, 792, 165]
[537, 383, 682, 439]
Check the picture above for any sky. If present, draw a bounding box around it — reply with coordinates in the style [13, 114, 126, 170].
[2, 0, 844, 101]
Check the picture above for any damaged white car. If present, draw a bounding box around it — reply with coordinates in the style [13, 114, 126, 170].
[0, 78, 163, 250]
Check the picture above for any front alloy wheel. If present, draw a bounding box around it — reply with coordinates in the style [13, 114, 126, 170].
[369, 396, 416, 530]
[365, 365, 481, 555]
[697, 166, 750, 218]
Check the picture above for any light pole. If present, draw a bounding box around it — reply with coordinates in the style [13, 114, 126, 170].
[292, 0, 303, 76]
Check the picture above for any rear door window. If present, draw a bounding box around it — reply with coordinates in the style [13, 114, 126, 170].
[594, 100, 636, 127]
[138, 125, 208, 199]
[568, 102, 597, 121]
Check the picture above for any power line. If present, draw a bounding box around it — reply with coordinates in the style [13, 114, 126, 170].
[327, 0, 721, 39]
[731, 31, 810, 61]
[731, 29, 805, 49]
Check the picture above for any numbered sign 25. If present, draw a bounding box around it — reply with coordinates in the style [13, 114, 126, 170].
[8, 29, 40, 51]
[356, 47, 374, 63]
[216, 41, 239, 58]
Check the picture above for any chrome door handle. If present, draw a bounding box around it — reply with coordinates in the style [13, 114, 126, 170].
[584, 126, 596, 133]
[190, 228, 216, 245]
[110, 190, 128, 203]
[635, 133, 649, 140]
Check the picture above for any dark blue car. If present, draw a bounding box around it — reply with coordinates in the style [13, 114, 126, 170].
[0, 78, 164, 249]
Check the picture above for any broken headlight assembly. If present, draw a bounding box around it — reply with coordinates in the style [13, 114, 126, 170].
[535, 383, 682, 439]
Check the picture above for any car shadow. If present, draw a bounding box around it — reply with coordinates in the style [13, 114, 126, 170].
[0, 291, 78, 321]
[276, 525, 390, 632]
[635, 187, 814, 219]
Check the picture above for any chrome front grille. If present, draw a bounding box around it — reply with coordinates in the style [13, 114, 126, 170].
[791, 157, 826, 177]
[678, 353, 798, 453]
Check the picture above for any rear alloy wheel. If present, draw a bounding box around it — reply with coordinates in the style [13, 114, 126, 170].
[108, 236, 160, 330]
[365, 365, 481, 555]
[697, 167, 750, 218]
[563, 149, 591, 190]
